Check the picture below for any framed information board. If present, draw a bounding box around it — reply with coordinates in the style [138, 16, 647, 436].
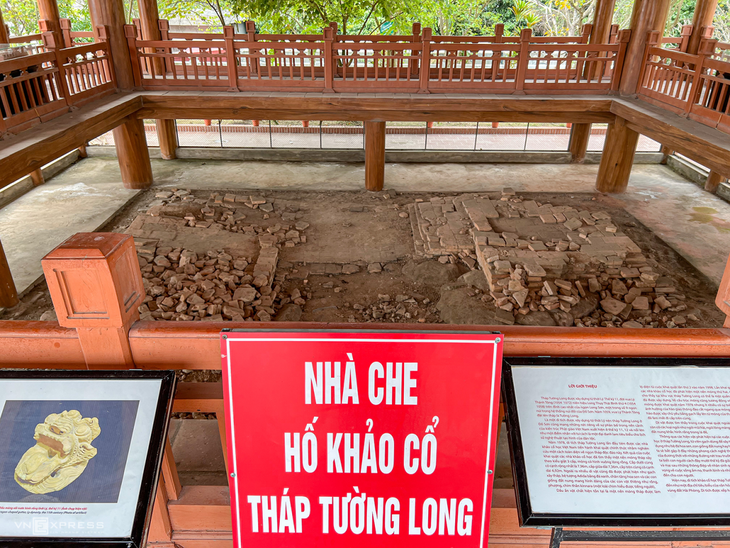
[222, 329, 503, 548]
[503, 357, 730, 527]
[0, 370, 176, 547]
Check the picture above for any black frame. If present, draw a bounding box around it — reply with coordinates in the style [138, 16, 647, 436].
[0, 369, 176, 548]
[502, 357, 730, 528]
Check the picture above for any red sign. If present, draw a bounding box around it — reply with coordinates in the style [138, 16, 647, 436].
[221, 330, 503, 548]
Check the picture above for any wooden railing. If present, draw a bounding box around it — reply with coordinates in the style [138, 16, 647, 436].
[60, 19, 96, 46]
[125, 21, 630, 94]
[638, 30, 730, 135]
[0, 28, 115, 135]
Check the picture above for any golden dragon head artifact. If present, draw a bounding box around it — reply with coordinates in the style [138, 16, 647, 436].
[15, 410, 101, 494]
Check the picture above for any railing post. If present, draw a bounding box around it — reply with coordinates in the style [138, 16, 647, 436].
[41, 233, 144, 369]
[60, 18, 72, 47]
[43, 31, 74, 107]
[124, 24, 143, 88]
[494, 23, 504, 43]
[688, 37, 716, 114]
[515, 28, 532, 93]
[717, 254, 730, 328]
[410, 22, 421, 78]
[418, 27, 432, 93]
[97, 25, 117, 86]
[224, 25, 238, 91]
[609, 23, 619, 44]
[680, 24, 693, 51]
[323, 25, 335, 93]
[634, 29, 657, 96]
[245, 20, 258, 77]
[580, 23, 592, 43]
[329, 22, 338, 80]
[158, 19, 170, 40]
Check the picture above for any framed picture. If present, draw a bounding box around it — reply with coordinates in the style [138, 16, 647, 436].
[0, 370, 176, 547]
[502, 357, 730, 527]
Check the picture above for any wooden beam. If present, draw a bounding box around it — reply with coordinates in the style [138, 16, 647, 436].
[568, 123, 591, 163]
[0, 93, 142, 189]
[0, 239, 18, 309]
[134, 93, 615, 124]
[688, 0, 719, 54]
[611, 98, 730, 179]
[706, 170, 725, 193]
[113, 117, 153, 189]
[619, 0, 672, 95]
[157, 119, 178, 160]
[88, 0, 135, 88]
[596, 117, 639, 193]
[365, 121, 385, 192]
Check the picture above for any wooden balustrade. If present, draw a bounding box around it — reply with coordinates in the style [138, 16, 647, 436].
[638, 31, 730, 136]
[125, 22, 628, 94]
[0, 29, 116, 135]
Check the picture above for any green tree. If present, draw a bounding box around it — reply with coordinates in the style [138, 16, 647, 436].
[2, 0, 91, 37]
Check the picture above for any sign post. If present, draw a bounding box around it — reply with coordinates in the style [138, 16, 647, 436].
[221, 330, 503, 547]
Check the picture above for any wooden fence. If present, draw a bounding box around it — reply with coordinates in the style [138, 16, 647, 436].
[638, 30, 730, 135]
[124, 21, 631, 94]
[0, 27, 115, 135]
[0, 233, 728, 547]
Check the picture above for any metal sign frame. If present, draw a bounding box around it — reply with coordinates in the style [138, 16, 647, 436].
[0, 370, 176, 548]
[502, 356, 730, 528]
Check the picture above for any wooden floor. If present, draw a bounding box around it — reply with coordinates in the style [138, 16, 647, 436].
[1, 91, 730, 188]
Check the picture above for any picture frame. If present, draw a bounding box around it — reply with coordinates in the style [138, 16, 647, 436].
[0, 370, 176, 547]
[502, 357, 730, 527]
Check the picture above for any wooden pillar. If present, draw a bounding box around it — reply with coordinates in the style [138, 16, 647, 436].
[78, 143, 88, 158]
[590, 0, 616, 45]
[596, 117, 639, 193]
[706, 170, 725, 193]
[113, 118, 153, 189]
[0, 9, 9, 43]
[660, 145, 672, 164]
[156, 119, 177, 160]
[619, 0, 672, 95]
[42, 232, 144, 367]
[36, 0, 61, 41]
[30, 168, 44, 186]
[88, 0, 135, 89]
[365, 121, 386, 192]
[0, 239, 18, 309]
[569, 123, 591, 163]
[687, 0, 719, 54]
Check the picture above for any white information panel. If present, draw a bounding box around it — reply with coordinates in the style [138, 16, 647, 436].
[510, 364, 730, 518]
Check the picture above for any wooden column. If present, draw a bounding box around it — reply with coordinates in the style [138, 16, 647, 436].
[706, 171, 725, 193]
[687, 0, 719, 54]
[0, 9, 9, 43]
[569, 123, 591, 163]
[113, 118, 153, 189]
[619, 0, 671, 95]
[660, 145, 672, 164]
[590, 0, 616, 45]
[587, 0, 616, 80]
[36, 0, 61, 41]
[0, 239, 18, 308]
[156, 119, 177, 160]
[42, 233, 144, 367]
[365, 121, 386, 192]
[30, 168, 44, 186]
[596, 117, 639, 193]
[88, 0, 135, 89]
